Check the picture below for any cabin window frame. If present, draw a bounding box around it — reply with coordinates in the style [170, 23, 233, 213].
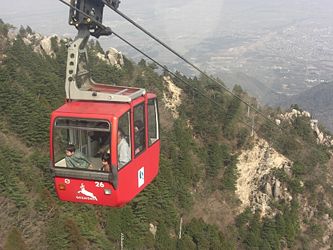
[53, 117, 111, 172]
[117, 111, 132, 170]
[147, 98, 160, 147]
[133, 102, 146, 158]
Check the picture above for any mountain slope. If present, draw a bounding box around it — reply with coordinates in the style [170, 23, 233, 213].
[0, 22, 333, 249]
[220, 70, 281, 104]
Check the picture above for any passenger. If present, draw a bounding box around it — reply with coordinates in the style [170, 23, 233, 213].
[101, 152, 111, 172]
[118, 128, 131, 168]
[65, 144, 92, 169]
[134, 120, 144, 154]
[89, 130, 110, 155]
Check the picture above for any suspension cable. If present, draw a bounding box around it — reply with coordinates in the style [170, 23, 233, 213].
[58, 0, 278, 134]
[102, 1, 280, 129]
[59, 1, 222, 106]
[115, 31, 264, 133]
[57, 1, 332, 170]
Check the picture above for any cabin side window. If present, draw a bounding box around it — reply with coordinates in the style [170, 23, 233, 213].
[134, 103, 146, 156]
[148, 99, 159, 146]
[53, 118, 110, 171]
[118, 111, 131, 169]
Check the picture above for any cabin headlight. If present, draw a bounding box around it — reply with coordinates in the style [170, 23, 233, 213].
[59, 183, 66, 190]
[104, 189, 112, 195]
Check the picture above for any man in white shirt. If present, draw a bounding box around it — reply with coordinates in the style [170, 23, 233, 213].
[118, 129, 131, 168]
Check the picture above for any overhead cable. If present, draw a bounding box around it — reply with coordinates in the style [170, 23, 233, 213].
[58, 0, 262, 133]
[102, 1, 280, 129]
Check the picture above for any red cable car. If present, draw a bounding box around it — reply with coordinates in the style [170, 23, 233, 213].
[50, 0, 160, 207]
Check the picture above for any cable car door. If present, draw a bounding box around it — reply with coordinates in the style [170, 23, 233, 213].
[116, 97, 160, 205]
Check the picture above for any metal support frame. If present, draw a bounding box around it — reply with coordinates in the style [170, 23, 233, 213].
[65, 26, 91, 99]
[65, 0, 145, 103]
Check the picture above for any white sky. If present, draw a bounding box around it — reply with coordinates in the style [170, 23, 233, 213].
[0, 0, 332, 55]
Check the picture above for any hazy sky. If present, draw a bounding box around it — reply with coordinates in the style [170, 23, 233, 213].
[1, 0, 332, 58]
[0, 0, 225, 38]
[1, 0, 332, 39]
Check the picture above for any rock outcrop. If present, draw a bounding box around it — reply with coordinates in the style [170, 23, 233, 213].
[236, 135, 292, 217]
[33, 35, 59, 58]
[149, 223, 157, 238]
[4, 26, 125, 67]
[96, 47, 124, 68]
[276, 108, 333, 146]
[162, 76, 182, 119]
[310, 119, 333, 145]
[17, 31, 60, 58]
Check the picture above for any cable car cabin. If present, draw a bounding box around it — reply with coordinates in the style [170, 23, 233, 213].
[50, 86, 160, 207]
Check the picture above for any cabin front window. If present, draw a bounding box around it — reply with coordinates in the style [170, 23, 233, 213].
[53, 118, 111, 171]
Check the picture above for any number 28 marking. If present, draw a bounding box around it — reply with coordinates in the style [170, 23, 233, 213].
[95, 182, 104, 188]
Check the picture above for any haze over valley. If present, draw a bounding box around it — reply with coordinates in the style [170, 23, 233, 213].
[1, 0, 333, 103]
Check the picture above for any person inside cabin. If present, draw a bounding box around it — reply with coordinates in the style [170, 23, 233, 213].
[65, 144, 92, 169]
[118, 128, 131, 168]
[134, 120, 145, 154]
[100, 152, 111, 172]
[91, 130, 110, 156]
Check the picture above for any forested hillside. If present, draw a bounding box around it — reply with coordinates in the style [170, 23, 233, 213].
[1, 20, 333, 249]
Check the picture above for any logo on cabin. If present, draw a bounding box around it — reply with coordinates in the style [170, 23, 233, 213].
[76, 183, 98, 201]
[138, 167, 145, 188]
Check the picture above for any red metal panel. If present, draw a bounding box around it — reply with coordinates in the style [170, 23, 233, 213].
[146, 93, 157, 99]
[116, 140, 160, 205]
[111, 116, 118, 167]
[49, 114, 55, 163]
[53, 140, 160, 207]
[54, 177, 119, 206]
[145, 94, 149, 149]
[55, 101, 131, 117]
[131, 96, 146, 107]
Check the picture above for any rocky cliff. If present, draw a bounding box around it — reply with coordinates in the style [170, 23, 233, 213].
[236, 135, 292, 217]
[3, 26, 123, 68]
